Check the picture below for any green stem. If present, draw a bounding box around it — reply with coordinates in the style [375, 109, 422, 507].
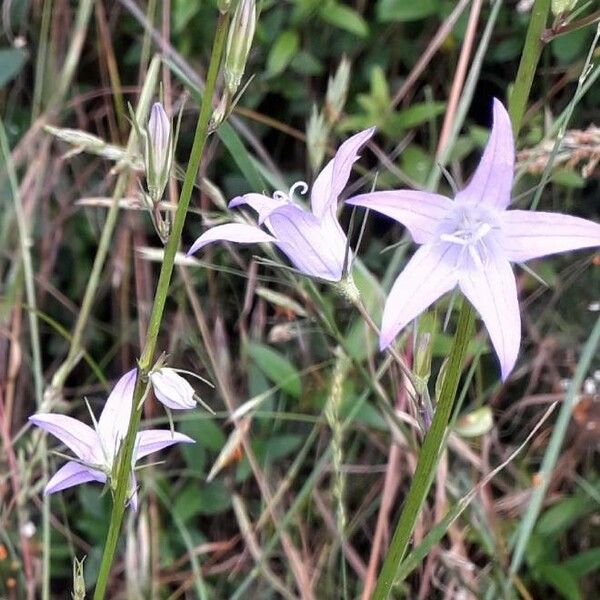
[92, 13, 229, 599]
[508, 0, 551, 136]
[371, 303, 474, 600]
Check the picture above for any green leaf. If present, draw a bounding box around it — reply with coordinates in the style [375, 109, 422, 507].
[320, 4, 369, 37]
[392, 101, 446, 130]
[536, 494, 596, 538]
[267, 30, 300, 76]
[173, 481, 232, 522]
[247, 342, 301, 397]
[562, 548, 600, 579]
[376, 0, 440, 22]
[0, 48, 28, 88]
[537, 564, 582, 600]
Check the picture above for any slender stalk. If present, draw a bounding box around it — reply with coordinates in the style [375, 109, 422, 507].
[371, 303, 474, 600]
[508, 0, 551, 136]
[0, 117, 46, 600]
[92, 14, 230, 599]
[49, 56, 161, 394]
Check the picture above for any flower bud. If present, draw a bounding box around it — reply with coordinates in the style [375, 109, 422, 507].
[218, 0, 233, 13]
[149, 367, 196, 410]
[72, 556, 86, 600]
[325, 57, 351, 125]
[413, 332, 433, 395]
[306, 106, 328, 174]
[551, 0, 578, 16]
[224, 0, 256, 95]
[145, 102, 173, 202]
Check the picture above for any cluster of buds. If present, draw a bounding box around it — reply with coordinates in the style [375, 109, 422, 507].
[306, 57, 352, 173]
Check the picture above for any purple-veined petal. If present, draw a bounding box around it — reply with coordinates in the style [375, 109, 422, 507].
[458, 250, 520, 380]
[29, 414, 98, 462]
[499, 210, 600, 262]
[268, 203, 348, 281]
[44, 461, 106, 495]
[311, 127, 376, 219]
[456, 99, 514, 210]
[346, 190, 454, 244]
[380, 243, 460, 349]
[149, 368, 196, 410]
[229, 193, 287, 225]
[97, 369, 137, 458]
[134, 429, 195, 460]
[187, 223, 277, 256]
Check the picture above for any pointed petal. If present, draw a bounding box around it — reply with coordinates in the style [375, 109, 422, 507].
[97, 369, 137, 455]
[44, 461, 106, 495]
[380, 243, 460, 349]
[346, 190, 453, 244]
[456, 98, 514, 210]
[268, 203, 347, 281]
[311, 127, 376, 219]
[229, 193, 287, 224]
[500, 210, 600, 262]
[187, 223, 277, 256]
[29, 414, 98, 462]
[458, 253, 520, 380]
[134, 429, 195, 460]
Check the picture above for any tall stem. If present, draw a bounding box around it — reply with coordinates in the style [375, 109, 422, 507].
[92, 13, 229, 599]
[371, 304, 474, 600]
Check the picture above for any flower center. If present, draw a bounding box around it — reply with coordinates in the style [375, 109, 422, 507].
[439, 206, 496, 270]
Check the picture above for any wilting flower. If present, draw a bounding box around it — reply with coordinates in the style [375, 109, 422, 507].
[145, 102, 173, 202]
[149, 367, 196, 410]
[188, 127, 376, 282]
[29, 370, 193, 509]
[347, 99, 600, 379]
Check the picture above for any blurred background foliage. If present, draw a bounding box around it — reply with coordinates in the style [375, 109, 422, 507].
[1, 0, 600, 598]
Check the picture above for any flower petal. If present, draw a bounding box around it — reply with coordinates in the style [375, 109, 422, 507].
[134, 429, 195, 461]
[268, 203, 348, 281]
[311, 127, 376, 219]
[44, 461, 106, 495]
[29, 414, 98, 462]
[499, 210, 600, 262]
[456, 98, 514, 210]
[380, 243, 460, 349]
[458, 252, 520, 380]
[187, 223, 277, 256]
[149, 368, 196, 410]
[97, 369, 137, 458]
[229, 193, 287, 225]
[346, 190, 454, 244]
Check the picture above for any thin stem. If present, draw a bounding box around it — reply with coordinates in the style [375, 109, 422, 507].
[92, 13, 230, 599]
[508, 0, 551, 136]
[371, 303, 474, 600]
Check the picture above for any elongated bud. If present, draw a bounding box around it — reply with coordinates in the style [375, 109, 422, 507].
[224, 0, 256, 95]
[551, 0, 578, 16]
[218, 0, 233, 13]
[149, 367, 196, 410]
[145, 102, 173, 202]
[413, 332, 433, 395]
[306, 106, 328, 174]
[71, 556, 86, 600]
[325, 57, 351, 125]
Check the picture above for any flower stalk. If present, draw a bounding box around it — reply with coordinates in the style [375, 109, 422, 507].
[92, 12, 230, 599]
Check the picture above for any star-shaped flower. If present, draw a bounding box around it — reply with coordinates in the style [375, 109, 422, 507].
[187, 127, 376, 282]
[29, 370, 193, 509]
[347, 99, 600, 379]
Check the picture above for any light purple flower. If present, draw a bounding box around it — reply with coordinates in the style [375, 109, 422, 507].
[29, 369, 193, 509]
[346, 99, 600, 379]
[187, 127, 376, 282]
[149, 367, 196, 410]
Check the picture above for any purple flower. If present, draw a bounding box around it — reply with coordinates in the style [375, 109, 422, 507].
[29, 369, 193, 510]
[347, 99, 600, 379]
[187, 127, 376, 282]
